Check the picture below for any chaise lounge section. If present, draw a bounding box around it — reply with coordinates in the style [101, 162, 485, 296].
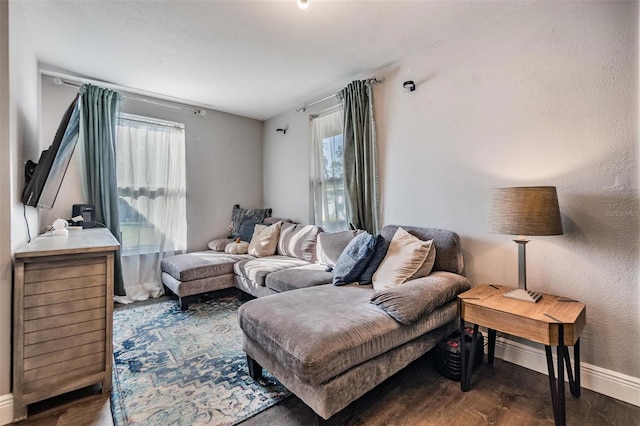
[237, 225, 471, 421]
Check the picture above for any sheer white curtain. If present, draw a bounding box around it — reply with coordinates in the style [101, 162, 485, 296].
[310, 107, 348, 232]
[114, 113, 187, 304]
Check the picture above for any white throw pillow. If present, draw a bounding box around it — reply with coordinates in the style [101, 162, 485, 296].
[248, 222, 282, 257]
[372, 227, 435, 290]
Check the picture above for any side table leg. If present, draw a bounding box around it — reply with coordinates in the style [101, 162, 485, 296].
[574, 338, 581, 397]
[467, 324, 480, 375]
[557, 324, 566, 426]
[487, 329, 496, 365]
[545, 345, 560, 424]
[460, 319, 480, 391]
[563, 339, 581, 398]
[460, 318, 469, 391]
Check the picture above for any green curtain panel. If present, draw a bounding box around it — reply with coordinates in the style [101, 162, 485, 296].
[79, 84, 125, 296]
[338, 80, 380, 234]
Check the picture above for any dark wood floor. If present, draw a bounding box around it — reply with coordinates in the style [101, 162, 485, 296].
[15, 296, 639, 425]
[17, 355, 638, 426]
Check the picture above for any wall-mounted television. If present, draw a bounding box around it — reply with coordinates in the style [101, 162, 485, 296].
[22, 96, 80, 209]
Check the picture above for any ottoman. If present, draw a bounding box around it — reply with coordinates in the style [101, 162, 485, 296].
[161, 251, 251, 310]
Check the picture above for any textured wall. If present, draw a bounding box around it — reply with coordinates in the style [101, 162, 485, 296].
[375, 0, 638, 378]
[265, 1, 639, 379]
[2, 0, 39, 415]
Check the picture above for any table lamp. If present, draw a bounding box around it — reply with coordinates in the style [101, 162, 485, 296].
[490, 186, 563, 302]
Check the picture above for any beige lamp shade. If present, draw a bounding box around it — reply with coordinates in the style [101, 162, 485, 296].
[490, 186, 563, 236]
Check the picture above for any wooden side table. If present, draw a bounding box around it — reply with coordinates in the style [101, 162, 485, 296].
[457, 284, 586, 426]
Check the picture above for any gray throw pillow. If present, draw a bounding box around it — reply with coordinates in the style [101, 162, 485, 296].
[230, 204, 272, 237]
[332, 232, 376, 286]
[369, 272, 471, 324]
[358, 234, 389, 285]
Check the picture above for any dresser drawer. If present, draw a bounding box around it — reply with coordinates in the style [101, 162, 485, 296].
[24, 341, 106, 371]
[24, 318, 105, 346]
[24, 330, 105, 358]
[24, 297, 105, 321]
[24, 307, 106, 334]
[24, 260, 106, 284]
[23, 352, 106, 392]
[24, 286, 106, 309]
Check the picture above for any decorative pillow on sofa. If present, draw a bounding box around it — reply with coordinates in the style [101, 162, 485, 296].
[372, 227, 435, 290]
[238, 220, 259, 243]
[208, 237, 234, 251]
[225, 239, 250, 254]
[332, 232, 376, 286]
[316, 230, 364, 270]
[358, 234, 389, 285]
[370, 273, 471, 324]
[248, 222, 282, 257]
[277, 222, 322, 263]
[231, 204, 272, 237]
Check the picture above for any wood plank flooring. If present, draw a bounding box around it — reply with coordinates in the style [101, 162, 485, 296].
[16, 354, 638, 425]
[14, 297, 639, 425]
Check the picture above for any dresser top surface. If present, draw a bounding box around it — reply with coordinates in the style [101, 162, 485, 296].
[15, 228, 120, 258]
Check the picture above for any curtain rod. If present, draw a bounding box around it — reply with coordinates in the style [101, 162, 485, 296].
[296, 76, 385, 112]
[46, 73, 207, 116]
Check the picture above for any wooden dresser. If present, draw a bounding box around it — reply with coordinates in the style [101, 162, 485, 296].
[13, 228, 119, 421]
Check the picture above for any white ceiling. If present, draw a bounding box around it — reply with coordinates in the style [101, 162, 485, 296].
[20, 0, 520, 121]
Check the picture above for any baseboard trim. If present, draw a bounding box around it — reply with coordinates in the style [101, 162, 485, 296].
[0, 393, 13, 425]
[494, 336, 640, 407]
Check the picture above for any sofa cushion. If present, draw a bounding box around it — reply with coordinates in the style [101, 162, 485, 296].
[370, 272, 471, 324]
[277, 222, 322, 263]
[234, 255, 309, 287]
[161, 251, 251, 282]
[358, 234, 389, 285]
[231, 204, 272, 237]
[265, 264, 333, 293]
[373, 228, 434, 290]
[316, 230, 363, 269]
[333, 232, 377, 286]
[238, 284, 459, 386]
[380, 225, 463, 274]
[248, 222, 282, 257]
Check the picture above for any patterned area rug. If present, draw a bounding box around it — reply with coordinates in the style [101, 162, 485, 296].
[111, 296, 290, 425]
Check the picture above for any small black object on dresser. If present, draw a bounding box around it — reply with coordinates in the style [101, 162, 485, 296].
[434, 327, 484, 381]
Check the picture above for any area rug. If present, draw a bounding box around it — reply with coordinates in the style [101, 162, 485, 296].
[111, 296, 290, 425]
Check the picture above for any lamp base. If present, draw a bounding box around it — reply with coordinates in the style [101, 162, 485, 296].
[503, 288, 542, 303]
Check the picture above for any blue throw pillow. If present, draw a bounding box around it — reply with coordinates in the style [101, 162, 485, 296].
[358, 234, 389, 285]
[332, 232, 376, 286]
[238, 220, 259, 242]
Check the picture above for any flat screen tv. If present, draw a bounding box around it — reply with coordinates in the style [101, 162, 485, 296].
[22, 96, 80, 209]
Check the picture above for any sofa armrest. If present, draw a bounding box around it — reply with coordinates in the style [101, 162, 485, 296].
[369, 271, 471, 324]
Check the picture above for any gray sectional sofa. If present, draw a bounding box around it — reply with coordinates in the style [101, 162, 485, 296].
[161, 223, 471, 421]
[237, 225, 471, 421]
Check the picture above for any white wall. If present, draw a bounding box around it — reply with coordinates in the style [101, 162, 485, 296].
[264, 0, 639, 386]
[1, 1, 40, 423]
[40, 75, 264, 251]
[263, 97, 338, 223]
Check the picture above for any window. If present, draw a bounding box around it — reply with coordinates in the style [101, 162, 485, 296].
[310, 108, 348, 232]
[115, 113, 187, 301]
